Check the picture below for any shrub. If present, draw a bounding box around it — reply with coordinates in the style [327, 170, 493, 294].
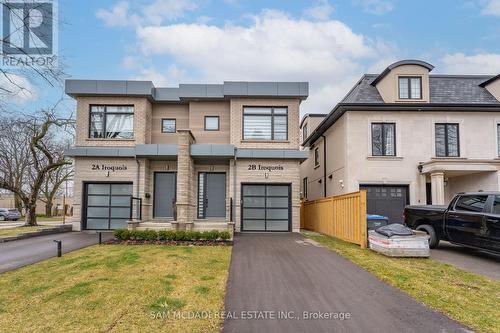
[201, 230, 219, 241]
[186, 231, 202, 241]
[114, 229, 130, 240]
[136, 230, 158, 241]
[173, 230, 187, 241]
[219, 231, 231, 241]
[158, 230, 176, 241]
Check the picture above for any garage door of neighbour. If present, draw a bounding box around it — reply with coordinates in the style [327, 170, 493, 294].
[360, 185, 408, 224]
[242, 184, 290, 232]
[85, 183, 133, 230]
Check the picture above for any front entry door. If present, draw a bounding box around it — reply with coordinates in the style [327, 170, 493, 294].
[198, 173, 226, 218]
[154, 172, 176, 218]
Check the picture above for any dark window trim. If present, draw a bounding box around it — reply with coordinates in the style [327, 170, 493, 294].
[435, 123, 460, 157]
[161, 118, 177, 133]
[371, 122, 396, 156]
[242, 106, 288, 141]
[89, 104, 134, 139]
[240, 183, 291, 232]
[314, 147, 320, 168]
[204, 116, 220, 131]
[398, 76, 422, 100]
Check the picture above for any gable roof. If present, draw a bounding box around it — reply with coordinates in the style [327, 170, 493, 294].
[479, 74, 500, 87]
[370, 60, 435, 86]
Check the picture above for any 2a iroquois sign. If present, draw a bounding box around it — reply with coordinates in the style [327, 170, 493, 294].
[91, 164, 128, 172]
[248, 164, 284, 171]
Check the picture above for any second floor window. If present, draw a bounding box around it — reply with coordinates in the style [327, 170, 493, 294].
[243, 107, 287, 141]
[371, 123, 395, 156]
[435, 123, 459, 157]
[399, 77, 422, 99]
[314, 147, 320, 167]
[303, 123, 308, 140]
[90, 105, 134, 139]
[497, 124, 500, 156]
[204, 116, 220, 131]
[302, 177, 308, 199]
[162, 119, 176, 133]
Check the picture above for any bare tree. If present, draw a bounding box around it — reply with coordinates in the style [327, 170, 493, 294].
[0, 111, 72, 226]
[40, 155, 73, 217]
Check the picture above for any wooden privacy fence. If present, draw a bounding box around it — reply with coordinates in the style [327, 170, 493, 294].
[301, 191, 368, 248]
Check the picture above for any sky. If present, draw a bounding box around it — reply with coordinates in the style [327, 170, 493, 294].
[3, 0, 500, 117]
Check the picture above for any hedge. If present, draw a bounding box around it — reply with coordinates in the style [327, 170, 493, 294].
[113, 229, 231, 242]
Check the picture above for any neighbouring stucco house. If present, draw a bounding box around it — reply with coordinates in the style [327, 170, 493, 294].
[300, 60, 500, 224]
[64, 80, 308, 233]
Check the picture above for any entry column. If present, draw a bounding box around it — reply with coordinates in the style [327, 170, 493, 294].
[176, 130, 195, 229]
[430, 171, 445, 205]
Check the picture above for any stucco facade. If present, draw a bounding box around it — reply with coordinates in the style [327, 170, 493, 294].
[301, 60, 500, 223]
[66, 80, 308, 233]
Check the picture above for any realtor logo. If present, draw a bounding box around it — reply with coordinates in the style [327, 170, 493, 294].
[1, 0, 58, 67]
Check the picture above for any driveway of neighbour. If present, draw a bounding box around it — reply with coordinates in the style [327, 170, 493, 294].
[0, 232, 114, 273]
[224, 233, 470, 333]
[431, 241, 500, 280]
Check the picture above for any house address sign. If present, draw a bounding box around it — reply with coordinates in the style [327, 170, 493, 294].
[91, 164, 128, 172]
[248, 164, 284, 171]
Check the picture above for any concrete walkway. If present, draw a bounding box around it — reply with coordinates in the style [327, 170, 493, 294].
[0, 232, 114, 273]
[223, 233, 471, 333]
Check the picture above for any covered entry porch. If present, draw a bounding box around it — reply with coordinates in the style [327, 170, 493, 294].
[420, 159, 500, 205]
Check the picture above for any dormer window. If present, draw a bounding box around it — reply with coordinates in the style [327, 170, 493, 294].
[398, 77, 422, 99]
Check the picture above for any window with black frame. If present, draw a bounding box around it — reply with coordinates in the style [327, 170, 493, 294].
[243, 107, 287, 140]
[497, 124, 500, 156]
[398, 77, 422, 99]
[89, 105, 134, 139]
[371, 123, 396, 156]
[435, 123, 459, 157]
[302, 123, 308, 141]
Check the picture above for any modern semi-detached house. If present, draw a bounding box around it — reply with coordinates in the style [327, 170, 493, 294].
[300, 60, 500, 224]
[65, 80, 308, 233]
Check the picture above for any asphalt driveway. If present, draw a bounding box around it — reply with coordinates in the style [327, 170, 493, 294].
[0, 232, 114, 273]
[431, 241, 500, 280]
[223, 233, 470, 333]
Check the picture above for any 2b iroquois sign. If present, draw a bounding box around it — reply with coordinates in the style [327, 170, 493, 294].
[248, 164, 284, 172]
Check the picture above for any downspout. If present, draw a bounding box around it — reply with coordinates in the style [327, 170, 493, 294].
[321, 135, 327, 197]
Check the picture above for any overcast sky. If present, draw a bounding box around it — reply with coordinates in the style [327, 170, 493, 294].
[3, 0, 500, 117]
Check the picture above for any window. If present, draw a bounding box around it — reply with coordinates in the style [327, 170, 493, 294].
[497, 124, 500, 156]
[398, 77, 422, 99]
[454, 195, 487, 213]
[435, 123, 459, 157]
[243, 107, 288, 140]
[302, 178, 308, 199]
[303, 123, 308, 140]
[162, 119, 176, 133]
[204, 116, 220, 131]
[492, 196, 500, 215]
[89, 105, 134, 139]
[314, 147, 320, 167]
[371, 123, 396, 156]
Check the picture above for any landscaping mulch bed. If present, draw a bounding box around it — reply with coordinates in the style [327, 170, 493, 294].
[105, 239, 233, 246]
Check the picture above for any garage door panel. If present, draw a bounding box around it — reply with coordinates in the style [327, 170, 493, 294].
[87, 207, 110, 218]
[87, 184, 110, 195]
[86, 218, 109, 230]
[87, 196, 110, 206]
[241, 184, 290, 232]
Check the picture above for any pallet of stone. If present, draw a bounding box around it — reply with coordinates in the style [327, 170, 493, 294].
[368, 230, 430, 257]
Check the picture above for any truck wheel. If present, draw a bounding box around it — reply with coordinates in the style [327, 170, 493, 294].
[416, 225, 439, 248]
[0, 215, 5, 221]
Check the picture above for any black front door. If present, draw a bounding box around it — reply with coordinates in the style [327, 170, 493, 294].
[241, 184, 290, 232]
[445, 194, 488, 247]
[154, 172, 177, 218]
[84, 183, 133, 230]
[360, 185, 408, 224]
[198, 173, 226, 218]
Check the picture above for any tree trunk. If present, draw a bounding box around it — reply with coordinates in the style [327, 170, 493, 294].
[45, 201, 53, 217]
[25, 206, 38, 226]
[14, 194, 23, 213]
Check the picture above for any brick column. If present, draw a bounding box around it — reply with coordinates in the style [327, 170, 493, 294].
[175, 130, 195, 230]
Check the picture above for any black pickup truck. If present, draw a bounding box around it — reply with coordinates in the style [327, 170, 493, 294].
[404, 192, 500, 254]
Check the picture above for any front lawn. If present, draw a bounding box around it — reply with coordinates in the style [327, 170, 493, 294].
[0, 244, 231, 332]
[0, 226, 53, 238]
[303, 231, 500, 333]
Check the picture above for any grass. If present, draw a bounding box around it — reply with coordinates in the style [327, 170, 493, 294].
[0, 226, 53, 238]
[303, 231, 500, 333]
[0, 244, 231, 332]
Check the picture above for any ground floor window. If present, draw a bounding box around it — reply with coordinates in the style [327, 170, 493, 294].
[241, 184, 290, 232]
[84, 183, 133, 230]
